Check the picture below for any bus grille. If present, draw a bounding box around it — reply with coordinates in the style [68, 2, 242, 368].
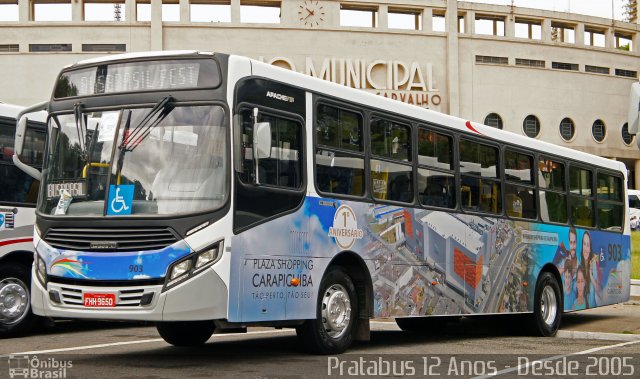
[44, 227, 179, 252]
[59, 287, 150, 307]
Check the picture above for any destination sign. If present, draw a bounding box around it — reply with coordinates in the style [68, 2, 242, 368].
[53, 59, 220, 99]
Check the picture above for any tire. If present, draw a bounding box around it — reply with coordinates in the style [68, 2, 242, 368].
[156, 320, 215, 346]
[0, 262, 38, 338]
[530, 271, 562, 337]
[296, 266, 358, 354]
[395, 316, 449, 333]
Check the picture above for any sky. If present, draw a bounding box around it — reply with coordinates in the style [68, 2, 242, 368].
[0, 0, 630, 23]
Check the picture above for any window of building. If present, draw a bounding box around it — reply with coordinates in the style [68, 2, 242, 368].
[0, 44, 19, 52]
[82, 44, 126, 52]
[539, 158, 567, 223]
[551, 62, 578, 71]
[569, 166, 594, 227]
[137, 0, 150, 21]
[0, 4, 18, 21]
[475, 15, 505, 36]
[85, 1, 126, 21]
[585, 65, 610, 75]
[551, 22, 575, 43]
[191, 1, 231, 23]
[241, 1, 280, 24]
[615, 32, 633, 51]
[621, 122, 634, 146]
[458, 14, 465, 33]
[459, 139, 501, 214]
[484, 113, 503, 129]
[515, 58, 545, 68]
[432, 11, 445, 32]
[559, 117, 575, 142]
[162, 1, 180, 21]
[34, 1, 72, 21]
[340, 4, 377, 28]
[504, 149, 535, 219]
[388, 8, 421, 30]
[615, 68, 638, 78]
[523, 115, 540, 138]
[515, 18, 541, 40]
[29, 44, 72, 52]
[592, 119, 606, 142]
[418, 127, 455, 209]
[315, 104, 365, 197]
[475, 55, 508, 65]
[585, 28, 606, 47]
[596, 173, 623, 230]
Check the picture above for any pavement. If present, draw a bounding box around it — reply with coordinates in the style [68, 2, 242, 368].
[555, 298, 640, 340]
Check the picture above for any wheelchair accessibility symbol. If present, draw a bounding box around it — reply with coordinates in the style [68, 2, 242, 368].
[107, 185, 134, 215]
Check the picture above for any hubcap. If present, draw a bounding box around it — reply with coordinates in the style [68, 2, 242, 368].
[540, 285, 557, 326]
[0, 278, 30, 325]
[321, 284, 352, 339]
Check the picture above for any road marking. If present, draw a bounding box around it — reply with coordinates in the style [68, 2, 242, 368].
[473, 340, 640, 379]
[0, 329, 295, 358]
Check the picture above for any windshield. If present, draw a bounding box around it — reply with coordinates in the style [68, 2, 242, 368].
[40, 104, 227, 216]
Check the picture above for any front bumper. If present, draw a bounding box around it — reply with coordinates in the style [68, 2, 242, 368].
[31, 267, 228, 321]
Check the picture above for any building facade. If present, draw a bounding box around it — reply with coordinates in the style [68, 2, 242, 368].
[1, 0, 639, 185]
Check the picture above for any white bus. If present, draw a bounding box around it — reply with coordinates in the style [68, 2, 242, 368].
[14, 52, 630, 353]
[0, 102, 46, 336]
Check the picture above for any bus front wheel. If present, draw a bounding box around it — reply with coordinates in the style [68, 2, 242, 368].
[296, 266, 358, 354]
[530, 272, 562, 337]
[156, 320, 215, 346]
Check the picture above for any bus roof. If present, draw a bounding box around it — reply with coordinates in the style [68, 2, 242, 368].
[0, 102, 47, 122]
[245, 56, 626, 176]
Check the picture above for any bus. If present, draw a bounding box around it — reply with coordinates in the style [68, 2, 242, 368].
[14, 51, 630, 353]
[0, 102, 46, 336]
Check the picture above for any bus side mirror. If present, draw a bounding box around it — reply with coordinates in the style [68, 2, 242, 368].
[13, 101, 48, 181]
[253, 122, 272, 159]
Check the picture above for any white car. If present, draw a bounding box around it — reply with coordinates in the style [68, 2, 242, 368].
[629, 190, 640, 231]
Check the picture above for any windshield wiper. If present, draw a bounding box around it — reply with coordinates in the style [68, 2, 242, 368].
[120, 96, 174, 152]
[73, 102, 88, 162]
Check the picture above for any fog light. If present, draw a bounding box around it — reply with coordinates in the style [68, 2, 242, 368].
[170, 259, 192, 280]
[49, 290, 61, 304]
[140, 293, 154, 306]
[196, 248, 218, 269]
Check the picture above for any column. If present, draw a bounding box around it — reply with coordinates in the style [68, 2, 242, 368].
[635, 160, 640, 190]
[151, 0, 163, 50]
[422, 7, 432, 32]
[446, 0, 459, 116]
[71, 0, 83, 21]
[179, 0, 189, 22]
[541, 18, 551, 42]
[605, 27, 614, 49]
[505, 15, 515, 38]
[18, 0, 30, 22]
[575, 23, 585, 46]
[378, 4, 388, 30]
[231, 0, 240, 24]
[125, 0, 136, 23]
[465, 10, 475, 35]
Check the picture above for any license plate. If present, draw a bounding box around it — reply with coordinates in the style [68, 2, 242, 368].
[83, 293, 116, 307]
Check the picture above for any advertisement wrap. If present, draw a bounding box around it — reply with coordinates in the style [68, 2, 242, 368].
[229, 196, 630, 322]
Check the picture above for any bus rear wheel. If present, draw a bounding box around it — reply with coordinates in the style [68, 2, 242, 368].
[0, 262, 37, 337]
[296, 266, 358, 354]
[530, 272, 561, 337]
[156, 320, 215, 346]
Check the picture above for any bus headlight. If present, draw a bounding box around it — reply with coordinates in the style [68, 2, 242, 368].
[164, 240, 223, 291]
[35, 254, 47, 287]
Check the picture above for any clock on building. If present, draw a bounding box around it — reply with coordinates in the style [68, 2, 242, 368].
[298, 0, 325, 28]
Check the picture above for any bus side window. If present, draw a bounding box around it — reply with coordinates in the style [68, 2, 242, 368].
[315, 104, 365, 196]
